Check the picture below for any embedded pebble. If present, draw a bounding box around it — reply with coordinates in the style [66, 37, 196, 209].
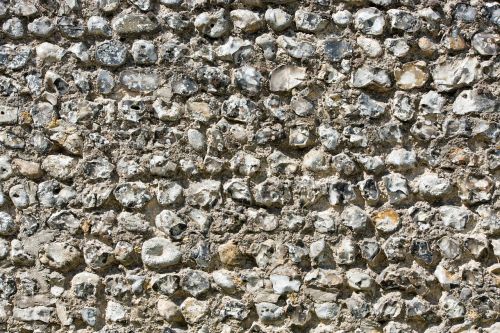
[141, 237, 182, 269]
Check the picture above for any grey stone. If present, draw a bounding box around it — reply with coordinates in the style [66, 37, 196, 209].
[230, 9, 263, 33]
[96, 41, 127, 67]
[87, 16, 112, 37]
[255, 302, 284, 322]
[354, 8, 385, 35]
[141, 237, 182, 269]
[113, 182, 151, 208]
[265, 8, 292, 31]
[13, 306, 53, 323]
[131, 40, 158, 65]
[352, 66, 391, 90]
[57, 16, 84, 38]
[120, 69, 159, 92]
[453, 90, 497, 115]
[472, 32, 498, 56]
[270, 65, 307, 92]
[0, 45, 31, 70]
[2, 18, 25, 39]
[98, 0, 120, 12]
[431, 57, 480, 92]
[180, 269, 210, 297]
[234, 66, 264, 96]
[438, 205, 471, 230]
[112, 11, 158, 35]
[295, 10, 328, 32]
[270, 274, 301, 294]
[105, 301, 127, 322]
[387, 9, 420, 32]
[81, 307, 100, 326]
[332, 10, 352, 26]
[323, 39, 353, 62]
[194, 9, 229, 38]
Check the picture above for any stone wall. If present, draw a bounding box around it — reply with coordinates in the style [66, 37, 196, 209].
[0, 0, 499, 332]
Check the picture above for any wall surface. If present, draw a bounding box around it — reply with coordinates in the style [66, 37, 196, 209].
[0, 0, 499, 332]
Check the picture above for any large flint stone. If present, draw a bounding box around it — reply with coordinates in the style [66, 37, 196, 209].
[431, 57, 480, 91]
[142, 237, 182, 269]
[112, 12, 158, 35]
[119, 70, 159, 92]
[269, 65, 307, 92]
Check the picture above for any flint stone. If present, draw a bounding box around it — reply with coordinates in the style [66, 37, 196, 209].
[230, 9, 263, 33]
[354, 7, 385, 35]
[13, 306, 53, 323]
[113, 182, 151, 208]
[96, 41, 127, 67]
[41, 155, 77, 180]
[194, 9, 229, 38]
[255, 302, 284, 322]
[265, 8, 292, 31]
[295, 10, 328, 32]
[180, 297, 208, 324]
[431, 57, 480, 92]
[270, 274, 301, 294]
[185, 180, 221, 207]
[142, 237, 182, 269]
[270, 65, 307, 92]
[453, 90, 497, 115]
[119, 70, 159, 92]
[438, 205, 471, 230]
[112, 12, 158, 35]
[352, 66, 391, 90]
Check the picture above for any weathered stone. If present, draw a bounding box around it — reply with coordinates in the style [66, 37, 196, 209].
[394, 61, 428, 90]
[357, 36, 382, 58]
[270, 65, 307, 92]
[452, 90, 497, 115]
[39, 242, 82, 272]
[352, 66, 391, 90]
[119, 69, 159, 92]
[332, 10, 352, 26]
[180, 298, 208, 324]
[112, 11, 158, 35]
[0, 45, 31, 70]
[354, 8, 385, 35]
[3, 18, 25, 39]
[234, 66, 264, 96]
[295, 10, 327, 32]
[83, 239, 115, 270]
[438, 205, 471, 230]
[230, 9, 263, 33]
[96, 40, 127, 67]
[57, 16, 84, 38]
[431, 57, 481, 91]
[180, 269, 210, 297]
[141, 237, 182, 269]
[255, 302, 284, 322]
[41, 155, 77, 180]
[87, 16, 112, 37]
[0, 1, 497, 331]
[194, 9, 229, 38]
[265, 8, 292, 31]
[323, 39, 353, 62]
[131, 40, 157, 65]
[157, 298, 181, 322]
[270, 274, 301, 294]
[113, 182, 151, 208]
[387, 9, 420, 32]
[471, 32, 499, 56]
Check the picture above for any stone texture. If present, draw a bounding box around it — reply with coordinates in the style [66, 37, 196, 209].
[0, 1, 498, 333]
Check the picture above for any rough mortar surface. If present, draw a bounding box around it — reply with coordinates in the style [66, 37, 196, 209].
[0, 0, 498, 332]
